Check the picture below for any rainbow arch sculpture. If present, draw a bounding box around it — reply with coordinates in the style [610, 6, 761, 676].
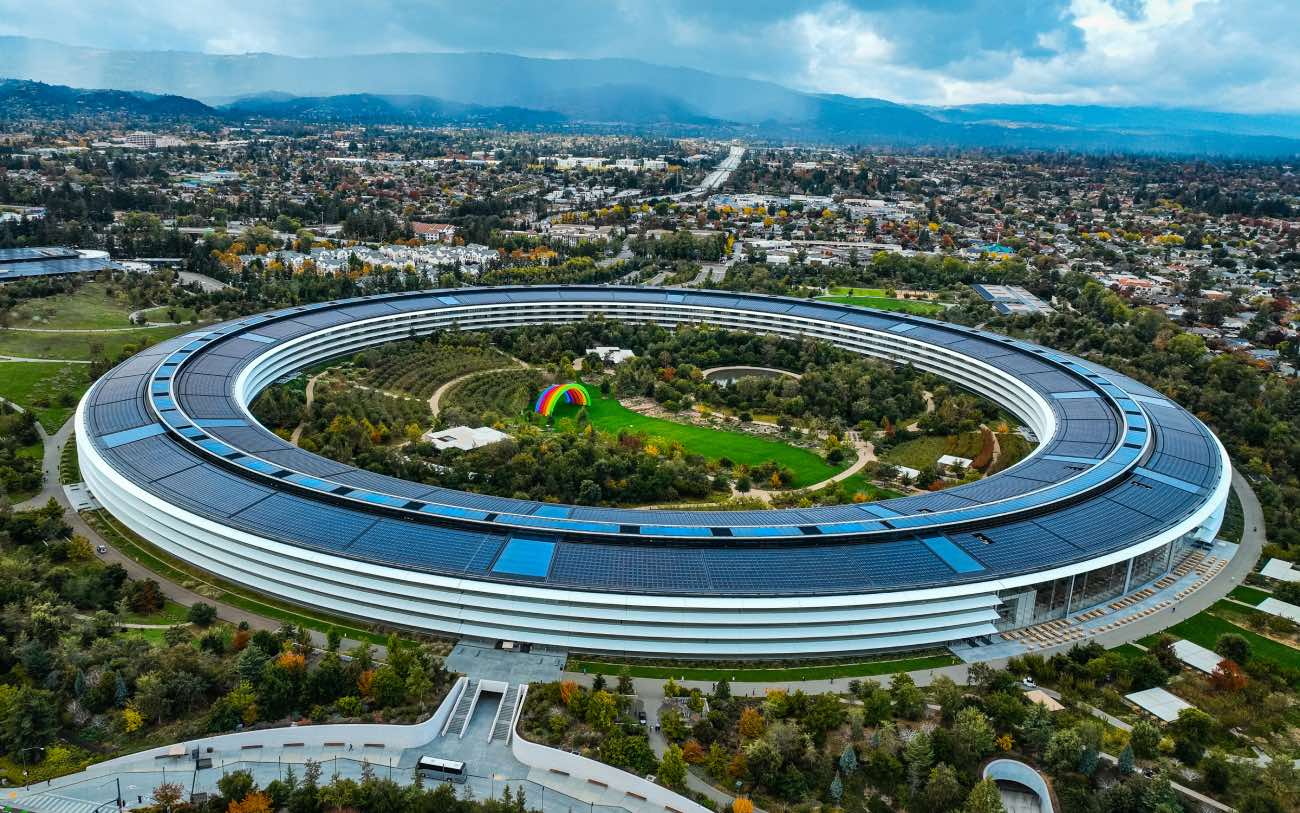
[534, 382, 590, 416]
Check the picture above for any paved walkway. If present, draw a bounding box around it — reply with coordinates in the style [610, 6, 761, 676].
[0, 354, 91, 363]
[14, 415, 74, 511]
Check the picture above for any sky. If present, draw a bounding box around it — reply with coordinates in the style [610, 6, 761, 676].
[1, 0, 1298, 112]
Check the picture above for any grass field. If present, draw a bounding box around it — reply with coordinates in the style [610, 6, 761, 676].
[566, 652, 961, 681]
[0, 361, 90, 430]
[1154, 602, 1300, 671]
[120, 599, 191, 626]
[817, 294, 944, 316]
[827, 287, 889, 297]
[1228, 585, 1271, 605]
[880, 435, 950, 470]
[829, 473, 905, 501]
[0, 323, 195, 361]
[137, 304, 200, 324]
[8, 281, 138, 330]
[555, 395, 843, 489]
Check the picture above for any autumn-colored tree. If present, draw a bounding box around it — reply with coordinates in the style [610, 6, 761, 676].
[153, 782, 184, 813]
[357, 669, 375, 699]
[733, 798, 754, 813]
[739, 707, 765, 740]
[228, 792, 272, 813]
[1210, 659, 1248, 692]
[122, 706, 144, 733]
[559, 680, 580, 707]
[682, 739, 706, 764]
[276, 651, 306, 673]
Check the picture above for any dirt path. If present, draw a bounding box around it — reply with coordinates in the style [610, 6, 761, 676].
[428, 359, 529, 419]
[905, 389, 936, 432]
[983, 424, 1002, 468]
[288, 371, 328, 446]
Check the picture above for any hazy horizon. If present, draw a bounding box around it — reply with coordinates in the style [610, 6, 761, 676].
[1, 1, 1299, 115]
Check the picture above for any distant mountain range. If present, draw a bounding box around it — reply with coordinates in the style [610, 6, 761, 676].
[1, 36, 1298, 157]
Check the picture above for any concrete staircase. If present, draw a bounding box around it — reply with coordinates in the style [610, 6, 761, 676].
[442, 678, 478, 738]
[490, 684, 520, 743]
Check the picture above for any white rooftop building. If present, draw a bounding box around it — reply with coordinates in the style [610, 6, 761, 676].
[423, 425, 510, 452]
[587, 346, 635, 364]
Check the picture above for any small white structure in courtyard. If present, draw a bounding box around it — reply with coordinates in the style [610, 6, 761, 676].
[423, 425, 509, 451]
[586, 346, 636, 364]
[937, 454, 973, 469]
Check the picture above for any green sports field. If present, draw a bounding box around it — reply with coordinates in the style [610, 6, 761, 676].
[553, 395, 844, 489]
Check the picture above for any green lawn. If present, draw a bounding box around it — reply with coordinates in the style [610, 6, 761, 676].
[1110, 643, 1148, 660]
[0, 361, 90, 430]
[827, 287, 889, 297]
[138, 304, 201, 324]
[1160, 604, 1300, 671]
[555, 395, 843, 488]
[0, 323, 196, 361]
[830, 473, 905, 501]
[880, 435, 950, 471]
[7, 281, 137, 329]
[120, 599, 191, 626]
[566, 652, 961, 681]
[817, 295, 944, 316]
[1229, 586, 1271, 606]
[124, 627, 171, 647]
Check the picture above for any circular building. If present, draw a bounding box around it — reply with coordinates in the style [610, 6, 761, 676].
[77, 287, 1231, 658]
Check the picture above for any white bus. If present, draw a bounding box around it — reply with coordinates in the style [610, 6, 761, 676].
[417, 756, 467, 783]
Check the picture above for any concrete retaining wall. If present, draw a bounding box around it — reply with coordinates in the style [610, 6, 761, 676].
[86, 676, 467, 772]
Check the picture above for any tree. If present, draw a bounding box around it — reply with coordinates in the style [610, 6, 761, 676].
[1170, 707, 1214, 765]
[829, 772, 843, 803]
[0, 685, 58, 753]
[1117, 744, 1135, 775]
[802, 693, 844, 743]
[659, 744, 687, 789]
[904, 730, 933, 791]
[369, 666, 406, 709]
[739, 706, 765, 740]
[153, 782, 185, 813]
[186, 601, 217, 627]
[164, 625, 191, 647]
[1044, 729, 1084, 776]
[1129, 719, 1160, 759]
[586, 690, 618, 732]
[930, 675, 964, 723]
[617, 668, 634, 695]
[1214, 632, 1251, 665]
[1210, 659, 1248, 692]
[952, 707, 996, 767]
[921, 764, 964, 813]
[732, 798, 754, 813]
[228, 792, 273, 813]
[839, 743, 858, 775]
[890, 672, 924, 720]
[963, 779, 1006, 813]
